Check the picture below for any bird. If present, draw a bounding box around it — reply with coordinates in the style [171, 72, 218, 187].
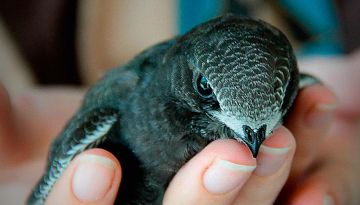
[28, 14, 319, 205]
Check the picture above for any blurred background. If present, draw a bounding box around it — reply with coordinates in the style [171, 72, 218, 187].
[0, 0, 358, 93]
[1, 1, 360, 204]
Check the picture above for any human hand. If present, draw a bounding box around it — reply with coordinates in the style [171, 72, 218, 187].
[162, 86, 340, 205]
[163, 83, 358, 205]
[0, 84, 85, 204]
[43, 127, 296, 205]
[2, 74, 357, 205]
[276, 52, 360, 205]
[0, 83, 298, 205]
[163, 126, 296, 205]
[0, 85, 316, 205]
[0, 84, 125, 205]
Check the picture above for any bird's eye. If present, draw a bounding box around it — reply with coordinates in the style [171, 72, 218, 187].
[195, 74, 213, 98]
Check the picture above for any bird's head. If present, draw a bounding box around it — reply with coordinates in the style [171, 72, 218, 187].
[163, 15, 299, 157]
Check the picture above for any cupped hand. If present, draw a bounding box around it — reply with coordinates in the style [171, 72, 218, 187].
[278, 52, 360, 205]
[279, 84, 360, 205]
[163, 126, 296, 205]
[0, 84, 123, 205]
[0, 83, 297, 205]
[1, 76, 358, 205]
[0, 84, 88, 204]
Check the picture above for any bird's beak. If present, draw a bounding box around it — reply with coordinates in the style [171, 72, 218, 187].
[242, 125, 266, 158]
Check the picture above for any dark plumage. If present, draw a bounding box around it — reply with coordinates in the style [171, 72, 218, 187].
[28, 14, 318, 205]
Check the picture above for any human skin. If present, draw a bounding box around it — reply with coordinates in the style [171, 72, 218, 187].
[0, 51, 359, 204]
[0, 85, 295, 205]
[283, 51, 360, 205]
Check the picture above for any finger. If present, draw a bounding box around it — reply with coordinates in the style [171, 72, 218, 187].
[12, 88, 83, 159]
[13, 87, 83, 141]
[288, 162, 359, 205]
[288, 118, 360, 205]
[0, 82, 14, 139]
[0, 83, 21, 165]
[46, 148, 122, 205]
[233, 126, 296, 204]
[285, 85, 337, 177]
[163, 139, 256, 205]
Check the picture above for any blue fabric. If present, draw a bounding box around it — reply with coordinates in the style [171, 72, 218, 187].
[177, 0, 343, 55]
[178, 0, 223, 34]
[279, 0, 343, 55]
[279, 0, 338, 34]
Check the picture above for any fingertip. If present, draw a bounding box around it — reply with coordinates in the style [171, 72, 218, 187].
[81, 148, 122, 174]
[72, 149, 122, 202]
[202, 140, 256, 194]
[164, 139, 256, 205]
[263, 126, 295, 149]
[289, 179, 336, 205]
[301, 85, 337, 130]
[286, 85, 337, 178]
[287, 165, 352, 205]
[232, 128, 297, 205]
[300, 85, 338, 108]
[202, 139, 257, 167]
[289, 85, 337, 127]
[46, 149, 121, 205]
[255, 126, 296, 176]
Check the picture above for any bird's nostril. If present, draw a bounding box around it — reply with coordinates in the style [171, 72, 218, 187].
[243, 125, 254, 142]
[248, 133, 253, 142]
[257, 125, 267, 142]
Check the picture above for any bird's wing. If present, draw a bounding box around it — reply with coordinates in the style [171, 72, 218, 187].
[274, 64, 291, 108]
[28, 108, 119, 205]
[299, 73, 321, 89]
[27, 38, 177, 205]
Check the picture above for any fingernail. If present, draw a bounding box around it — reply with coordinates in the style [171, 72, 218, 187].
[203, 158, 255, 194]
[255, 145, 289, 176]
[305, 103, 336, 129]
[72, 154, 115, 202]
[323, 194, 335, 205]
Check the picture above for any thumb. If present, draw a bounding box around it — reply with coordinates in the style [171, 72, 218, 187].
[46, 149, 122, 205]
[163, 139, 256, 205]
